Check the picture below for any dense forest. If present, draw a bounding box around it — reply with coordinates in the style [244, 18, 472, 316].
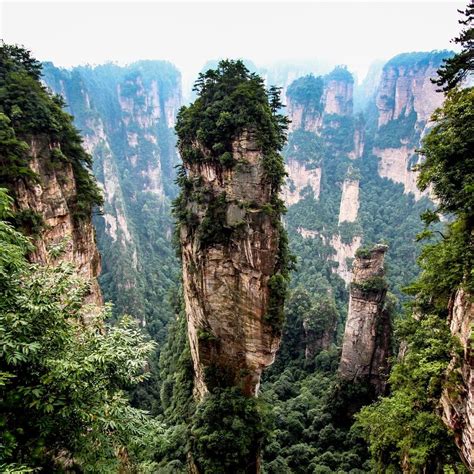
[0, 1, 473, 472]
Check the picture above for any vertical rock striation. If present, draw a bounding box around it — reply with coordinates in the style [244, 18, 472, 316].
[372, 51, 452, 198]
[180, 131, 284, 399]
[175, 62, 290, 404]
[338, 178, 360, 224]
[11, 136, 102, 305]
[339, 244, 392, 395]
[441, 288, 474, 471]
[42, 61, 182, 332]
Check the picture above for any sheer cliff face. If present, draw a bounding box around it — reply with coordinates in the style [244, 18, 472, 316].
[42, 62, 182, 334]
[12, 136, 102, 305]
[339, 245, 392, 395]
[373, 52, 451, 199]
[284, 69, 362, 283]
[441, 288, 473, 471]
[180, 132, 282, 399]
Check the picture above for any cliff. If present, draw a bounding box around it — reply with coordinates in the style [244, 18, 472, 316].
[286, 66, 354, 133]
[441, 288, 473, 471]
[42, 61, 182, 338]
[180, 130, 284, 399]
[11, 136, 102, 305]
[284, 67, 362, 284]
[373, 51, 452, 198]
[339, 245, 392, 395]
[0, 50, 103, 306]
[175, 62, 290, 404]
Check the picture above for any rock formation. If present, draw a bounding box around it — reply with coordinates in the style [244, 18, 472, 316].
[441, 288, 474, 471]
[179, 130, 284, 399]
[42, 61, 182, 328]
[338, 178, 360, 224]
[11, 135, 102, 305]
[323, 66, 354, 117]
[339, 244, 392, 395]
[330, 234, 362, 285]
[372, 51, 452, 198]
[282, 159, 321, 206]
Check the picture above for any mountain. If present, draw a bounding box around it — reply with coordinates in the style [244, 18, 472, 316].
[42, 61, 182, 340]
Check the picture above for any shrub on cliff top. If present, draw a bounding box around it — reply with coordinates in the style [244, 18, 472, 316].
[0, 42, 103, 221]
[175, 59, 288, 183]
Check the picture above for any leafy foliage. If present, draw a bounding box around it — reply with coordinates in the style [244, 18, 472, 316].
[191, 388, 269, 474]
[434, 2, 473, 91]
[357, 21, 474, 470]
[0, 189, 162, 472]
[0, 43, 103, 221]
[286, 75, 324, 110]
[417, 87, 474, 216]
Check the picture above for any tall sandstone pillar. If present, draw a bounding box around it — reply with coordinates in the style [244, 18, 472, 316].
[339, 244, 392, 395]
[174, 61, 290, 402]
[179, 130, 284, 399]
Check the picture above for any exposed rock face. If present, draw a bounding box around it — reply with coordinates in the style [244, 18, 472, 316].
[373, 52, 451, 198]
[376, 59, 443, 128]
[180, 131, 283, 399]
[338, 178, 360, 224]
[374, 145, 422, 199]
[330, 234, 361, 284]
[286, 100, 322, 133]
[339, 245, 392, 395]
[324, 77, 353, 116]
[441, 288, 474, 471]
[42, 61, 181, 327]
[12, 136, 102, 305]
[283, 159, 321, 205]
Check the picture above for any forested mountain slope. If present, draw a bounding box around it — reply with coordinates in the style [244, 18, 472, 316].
[42, 61, 182, 341]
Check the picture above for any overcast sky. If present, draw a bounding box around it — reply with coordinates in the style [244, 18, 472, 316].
[0, 0, 466, 89]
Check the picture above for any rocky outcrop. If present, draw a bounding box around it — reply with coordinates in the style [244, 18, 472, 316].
[338, 178, 360, 224]
[330, 234, 361, 284]
[323, 68, 354, 116]
[282, 159, 321, 205]
[373, 51, 451, 198]
[12, 136, 102, 305]
[441, 288, 473, 471]
[286, 100, 322, 134]
[42, 61, 181, 327]
[339, 244, 392, 395]
[374, 146, 422, 199]
[180, 131, 283, 400]
[375, 55, 444, 128]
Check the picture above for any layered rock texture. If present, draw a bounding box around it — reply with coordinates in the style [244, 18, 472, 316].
[283, 159, 321, 205]
[42, 62, 181, 337]
[338, 178, 360, 224]
[284, 66, 363, 284]
[372, 51, 451, 198]
[179, 131, 283, 399]
[10, 136, 102, 305]
[339, 245, 392, 395]
[441, 288, 474, 471]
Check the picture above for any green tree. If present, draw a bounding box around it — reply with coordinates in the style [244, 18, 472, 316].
[356, 6, 474, 470]
[434, 2, 474, 91]
[0, 188, 163, 472]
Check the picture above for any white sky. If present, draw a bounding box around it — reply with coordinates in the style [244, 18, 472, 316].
[0, 0, 466, 90]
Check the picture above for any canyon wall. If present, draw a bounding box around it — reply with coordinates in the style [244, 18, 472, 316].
[338, 245, 392, 395]
[42, 61, 181, 337]
[372, 51, 451, 198]
[441, 288, 473, 471]
[11, 135, 102, 305]
[284, 66, 362, 284]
